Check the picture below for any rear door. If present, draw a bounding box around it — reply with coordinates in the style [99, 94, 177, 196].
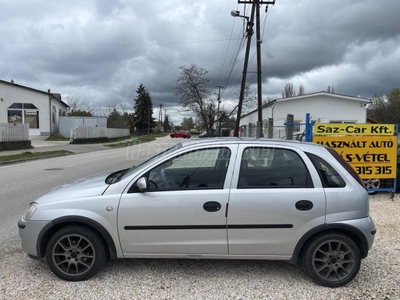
[227, 145, 326, 258]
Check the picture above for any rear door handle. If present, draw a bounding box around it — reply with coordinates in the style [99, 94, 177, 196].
[203, 201, 222, 212]
[295, 200, 313, 211]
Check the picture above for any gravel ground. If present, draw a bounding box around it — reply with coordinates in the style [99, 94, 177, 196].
[1, 194, 399, 300]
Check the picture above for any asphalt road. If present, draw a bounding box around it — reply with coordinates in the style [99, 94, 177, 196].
[0, 136, 180, 251]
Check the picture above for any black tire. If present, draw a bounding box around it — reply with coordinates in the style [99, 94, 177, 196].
[46, 225, 107, 281]
[301, 233, 361, 288]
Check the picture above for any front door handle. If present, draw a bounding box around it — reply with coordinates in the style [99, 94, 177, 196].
[203, 201, 222, 212]
[295, 200, 313, 211]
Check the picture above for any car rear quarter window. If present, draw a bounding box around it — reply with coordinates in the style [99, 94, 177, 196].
[238, 147, 313, 189]
[305, 152, 346, 188]
[325, 147, 365, 189]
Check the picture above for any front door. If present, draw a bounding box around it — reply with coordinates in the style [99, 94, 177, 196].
[118, 146, 236, 256]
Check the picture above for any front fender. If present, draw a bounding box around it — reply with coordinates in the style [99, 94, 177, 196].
[37, 215, 122, 260]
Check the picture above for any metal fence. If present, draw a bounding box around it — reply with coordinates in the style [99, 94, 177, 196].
[70, 126, 129, 142]
[240, 123, 287, 139]
[59, 116, 107, 138]
[0, 123, 29, 141]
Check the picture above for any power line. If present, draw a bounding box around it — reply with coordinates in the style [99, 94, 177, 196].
[219, 4, 240, 80]
[0, 38, 241, 47]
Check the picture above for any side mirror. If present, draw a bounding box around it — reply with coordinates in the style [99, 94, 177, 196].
[136, 177, 149, 192]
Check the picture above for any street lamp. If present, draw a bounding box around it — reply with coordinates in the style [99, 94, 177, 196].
[231, 10, 251, 32]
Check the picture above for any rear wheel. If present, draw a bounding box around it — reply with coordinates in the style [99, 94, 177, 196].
[302, 233, 361, 287]
[46, 226, 107, 281]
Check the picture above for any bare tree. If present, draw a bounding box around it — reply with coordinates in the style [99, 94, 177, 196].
[298, 84, 305, 96]
[64, 96, 93, 115]
[327, 86, 335, 93]
[174, 65, 216, 135]
[282, 82, 295, 98]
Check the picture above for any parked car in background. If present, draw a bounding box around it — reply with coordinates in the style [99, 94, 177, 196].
[198, 129, 216, 138]
[282, 132, 305, 141]
[170, 130, 191, 138]
[198, 132, 212, 138]
[19, 138, 375, 287]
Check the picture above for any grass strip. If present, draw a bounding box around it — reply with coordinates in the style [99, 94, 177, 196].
[45, 136, 70, 141]
[105, 134, 168, 148]
[105, 136, 156, 148]
[0, 150, 72, 163]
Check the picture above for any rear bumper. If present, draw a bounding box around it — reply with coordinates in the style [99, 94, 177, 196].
[334, 216, 376, 251]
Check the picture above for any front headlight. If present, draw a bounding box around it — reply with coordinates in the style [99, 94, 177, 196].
[22, 202, 38, 220]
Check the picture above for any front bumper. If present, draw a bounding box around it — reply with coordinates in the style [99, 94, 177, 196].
[18, 218, 50, 260]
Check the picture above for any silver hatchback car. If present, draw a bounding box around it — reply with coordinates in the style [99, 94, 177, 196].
[19, 138, 376, 287]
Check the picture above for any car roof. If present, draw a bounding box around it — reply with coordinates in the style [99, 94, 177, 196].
[180, 137, 325, 151]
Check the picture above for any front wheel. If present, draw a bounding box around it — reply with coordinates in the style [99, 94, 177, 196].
[46, 225, 107, 281]
[302, 233, 361, 287]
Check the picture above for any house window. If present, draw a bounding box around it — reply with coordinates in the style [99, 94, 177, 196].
[7, 103, 39, 129]
[24, 110, 39, 129]
[8, 110, 23, 123]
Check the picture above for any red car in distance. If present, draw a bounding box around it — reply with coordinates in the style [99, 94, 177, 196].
[170, 130, 191, 138]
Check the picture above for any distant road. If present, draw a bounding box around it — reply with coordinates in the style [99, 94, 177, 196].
[0, 136, 180, 250]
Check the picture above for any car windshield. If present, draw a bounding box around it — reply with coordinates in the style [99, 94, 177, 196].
[119, 143, 183, 181]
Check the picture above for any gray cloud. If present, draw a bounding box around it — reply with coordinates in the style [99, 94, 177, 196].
[1, 0, 399, 125]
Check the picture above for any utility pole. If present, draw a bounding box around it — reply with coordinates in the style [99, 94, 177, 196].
[255, 0, 263, 138]
[234, 4, 256, 137]
[216, 85, 224, 137]
[235, 0, 275, 138]
[158, 103, 163, 131]
[147, 105, 150, 135]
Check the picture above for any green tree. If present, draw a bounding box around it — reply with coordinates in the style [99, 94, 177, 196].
[107, 109, 133, 129]
[69, 110, 92, 116]
[367, 94, 388, 123]
[367, 88, 400, 124]
[387, 88, 400, 124]
[134, 84, 154, 134]
[181, 117, 194, 131]
[163, 115, 171, 132]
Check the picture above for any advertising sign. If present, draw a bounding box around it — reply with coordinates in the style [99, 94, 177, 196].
[313, 135, 397, 179]
[314, 123, 395, 136]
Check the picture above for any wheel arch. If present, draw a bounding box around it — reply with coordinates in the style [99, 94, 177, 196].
[289, 223, 369, 264]
[37, 216, 118, 260]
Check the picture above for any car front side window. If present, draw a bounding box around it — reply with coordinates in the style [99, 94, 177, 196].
[145, 147, 231, 191]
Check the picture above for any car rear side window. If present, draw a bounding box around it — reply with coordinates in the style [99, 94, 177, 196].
[238, 147, 313, 189]
[306, 152, 346, 188]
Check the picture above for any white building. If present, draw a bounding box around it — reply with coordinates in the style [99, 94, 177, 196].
[240, 92, 371, 138]
[0, 80, 68, 136]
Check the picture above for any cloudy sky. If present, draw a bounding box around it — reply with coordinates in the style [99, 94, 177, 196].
[1, 0, 399, 124]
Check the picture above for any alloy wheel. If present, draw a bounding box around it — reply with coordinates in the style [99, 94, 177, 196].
[52, 234, 95, 276]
